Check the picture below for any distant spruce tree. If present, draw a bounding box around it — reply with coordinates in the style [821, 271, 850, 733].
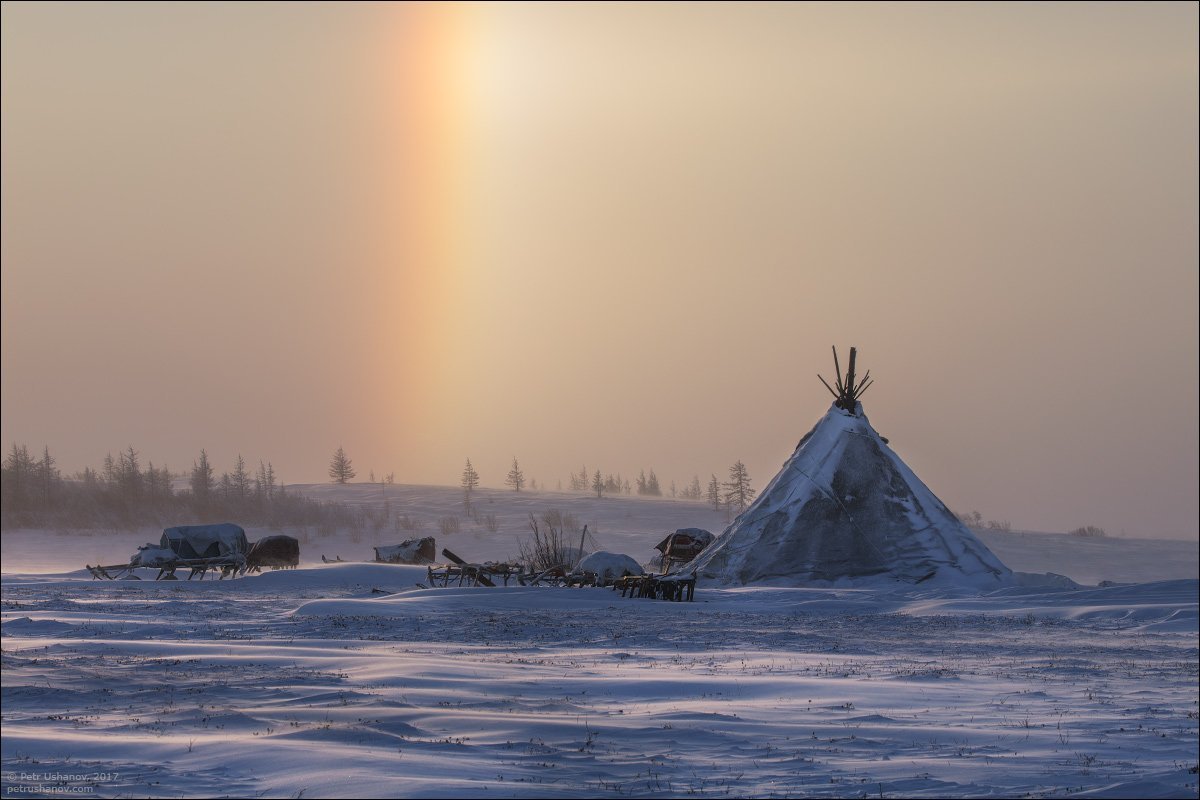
[329, 446, 356, 484]
[144, 460, 171, 505]
[36, 446, 60, 506]
[592, 469, 603, 499]
[570, 465, 588, 492]
[2, 443, 36, 511]
[255, 461, 277, 500]
[191, 449, 215, 511]
[723, 460, 755, 513]
[707, 474, 721, 510]
[102, 452, 117, 485]
[117, 446, 142, 505]
[505, 457, 525, 492]
[461, 458, 480, 506]
[231, 454, 250, 502]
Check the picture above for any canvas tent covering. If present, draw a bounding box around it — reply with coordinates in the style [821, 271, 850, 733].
[689, 349, 1010, 588]
[160, 524, 249, 560]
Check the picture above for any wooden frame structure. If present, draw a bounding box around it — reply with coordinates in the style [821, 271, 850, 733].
[614, 572, 697, 602]
[818, 345, 873, 413]
[425, 548, 524, 587]
[87, 555, 247, 581]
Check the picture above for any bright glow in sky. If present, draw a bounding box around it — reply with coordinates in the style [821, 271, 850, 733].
[3, 2, 1197, 538]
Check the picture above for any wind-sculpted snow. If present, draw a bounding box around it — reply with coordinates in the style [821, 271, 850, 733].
[3, 565, 1196, 798]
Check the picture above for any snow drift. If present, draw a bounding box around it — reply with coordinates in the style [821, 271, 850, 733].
[575, 551, 642, 582]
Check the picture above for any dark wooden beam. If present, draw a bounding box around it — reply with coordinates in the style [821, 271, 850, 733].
[844, 347, 858, 399]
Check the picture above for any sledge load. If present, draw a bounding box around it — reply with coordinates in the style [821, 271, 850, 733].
[654, 528, 713, 572]
[88, 524, 298, 580]
[374, 537, 436, 564]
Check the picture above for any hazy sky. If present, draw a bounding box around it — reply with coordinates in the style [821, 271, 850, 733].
[3, 2, 1197, 539]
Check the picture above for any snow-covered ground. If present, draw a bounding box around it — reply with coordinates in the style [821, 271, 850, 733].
[2, 485, 1197, 798]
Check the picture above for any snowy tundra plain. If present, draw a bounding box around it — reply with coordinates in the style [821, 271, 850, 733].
[2, 484, 1197, 798]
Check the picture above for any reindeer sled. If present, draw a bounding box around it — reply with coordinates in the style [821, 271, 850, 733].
[88, 524, 298, 581]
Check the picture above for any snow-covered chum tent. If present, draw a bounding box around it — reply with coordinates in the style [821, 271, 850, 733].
[160, 523, 249, 560]
[689, 347, 1011, 588]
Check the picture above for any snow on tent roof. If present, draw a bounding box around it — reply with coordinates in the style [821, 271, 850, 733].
[161, 523, 249, 560]
[688, 347, 1011, 588]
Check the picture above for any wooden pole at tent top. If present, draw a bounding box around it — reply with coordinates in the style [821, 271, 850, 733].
[818, 346, 874, 414]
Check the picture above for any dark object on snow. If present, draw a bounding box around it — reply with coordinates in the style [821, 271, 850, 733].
[374, 537, 437, 565]
[246, 535, 300, 572]
[88, 523, 251, 582]
[517, 565, 567, 586]
[654, 529, 714, 573]
[427, 561, 524, 587]
[157, 523, 248, 579]
[89, 530, 245, 582]
[161, 523, 249, 560]
[426, 548, 524, 587]
[615, 572, 697, 602]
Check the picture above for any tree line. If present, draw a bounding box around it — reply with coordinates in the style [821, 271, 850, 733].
[326, 446, 757, 512]
[458, 456, 757, 513]
[1, 443, 365, 532]
[1, 439, 760, 530]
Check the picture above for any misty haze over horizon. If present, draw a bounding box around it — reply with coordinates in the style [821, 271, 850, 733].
[3, 3, 1197, 541]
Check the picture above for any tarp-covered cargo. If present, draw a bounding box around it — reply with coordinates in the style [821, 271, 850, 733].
[374, 537, 436, 565]
[161, 523, 249, 560]
[130, 545, 176, 567]
[654, 528, 714, 556]
[247, 535, 300, 570]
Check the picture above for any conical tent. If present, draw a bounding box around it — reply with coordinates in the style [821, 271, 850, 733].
[689, 348, 1011, 587]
